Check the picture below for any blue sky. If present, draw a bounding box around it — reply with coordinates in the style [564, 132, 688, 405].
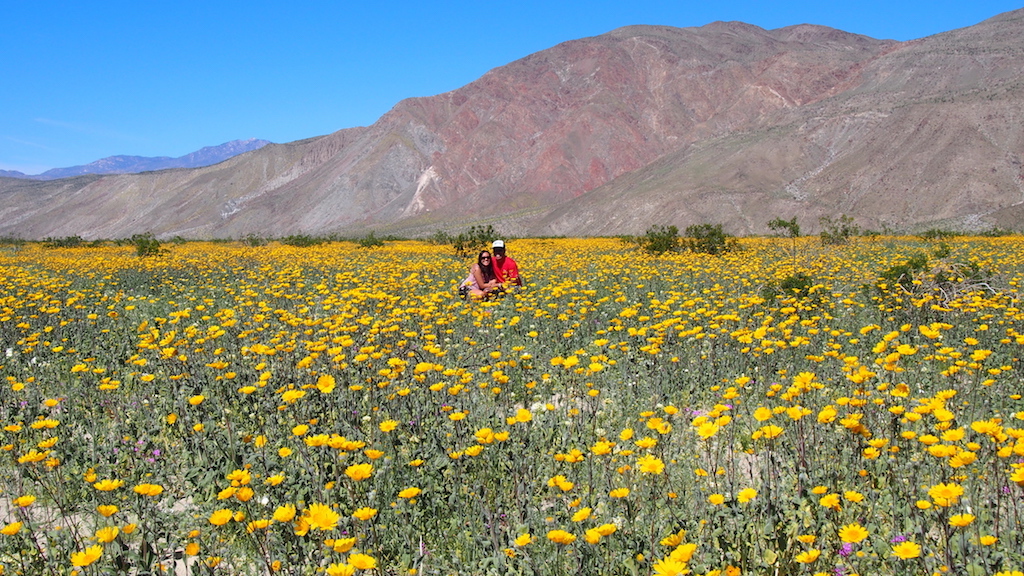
[2, 1, 1021, 174]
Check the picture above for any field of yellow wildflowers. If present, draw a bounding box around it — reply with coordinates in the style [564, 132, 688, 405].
[2, 236, 1024, 576]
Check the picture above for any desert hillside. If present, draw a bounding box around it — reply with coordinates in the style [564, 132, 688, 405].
[2, 9, 1022, 239]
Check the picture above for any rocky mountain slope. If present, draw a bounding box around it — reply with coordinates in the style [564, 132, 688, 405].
[1, 9, 1022, 240]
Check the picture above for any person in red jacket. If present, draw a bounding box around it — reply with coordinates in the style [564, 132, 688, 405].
[490, 240, 522, 287]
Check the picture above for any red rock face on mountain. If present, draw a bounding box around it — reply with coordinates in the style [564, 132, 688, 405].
[373, 22, 894, 217]
[2, 9, 1023, 239]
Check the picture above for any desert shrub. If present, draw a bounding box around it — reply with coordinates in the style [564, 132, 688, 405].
[918, 228, 957, 241]
[427, 230, 454, 245]
[132, 232, 164, 257]
[43, 235, 85, 248]
[683, 223, 737, 255]
[874, 251, 995, 310]
[761, 272, 818, 301]
[932, 242, 952, 259]
[767, 217, 800, 238]
[638, 225, 681, 255]
[879, 253, 930, 291]
[242, 233, 267, 247]
[452, 224, 497, 257]
[281, 234, 326, 247]
[819, 214, 858, 245]
[357, 231, 385, 248]
[978, 227, 1015, 237]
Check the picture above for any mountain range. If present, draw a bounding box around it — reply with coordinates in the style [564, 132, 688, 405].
[0, 139, 271, 180]
[1, 9, 1022, 240]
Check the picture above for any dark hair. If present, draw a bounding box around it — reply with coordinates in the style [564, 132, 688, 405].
[477, 251, 497, 282]
[492, 245, 506, 255]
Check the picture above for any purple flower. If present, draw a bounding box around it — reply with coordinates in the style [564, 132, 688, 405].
[838, 543, 854, 557]
[890, 534, 907, 543]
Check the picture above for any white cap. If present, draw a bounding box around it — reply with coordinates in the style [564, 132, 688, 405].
[491, 240, 505, 249]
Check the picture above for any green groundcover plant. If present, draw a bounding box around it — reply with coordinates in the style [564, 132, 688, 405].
[1, 236, 1023, 576]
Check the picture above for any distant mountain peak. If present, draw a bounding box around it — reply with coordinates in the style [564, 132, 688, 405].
[8, 139, 271, 181]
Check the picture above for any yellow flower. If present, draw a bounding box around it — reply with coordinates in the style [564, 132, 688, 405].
[315, 374, 336, 393]
[209, 509, 234, 526]
[928, 482, 963, 506]
[12, 495, 35, 508]
[571, 507, 592, 522]
[737, 488, 757, 503]
[514, 533, 533, 546]
[398, 487, 422, 499]
[838, 522, 869, 543]
[696, 422, 719, 439]
[97, 505, 119, 517]
[660, 529, 687, 547]
[93, 479, 125, 491]
[637, 454, 665, 474]
[345, 463, 373, 481]
[547, 529, 576, 544]
[708, 494, 725, 505]
[1, 522, 23, 536]
[819, 493, 841, 510]
[980, 535, 998, 546]
[949, 513, 975, 527]
[188, 395, 205, 405]
[70, 544, 103, 567]
[668, 542, 697, 563]
[891, 541, 921, 559]
[95, 526, 119, 543]
[352, 507, 377, 521]
[246, 519, 271, 532]
[795, 549, 820, 563]
[303, 503, 340, 530]
[133, 483, 164, 497]
[753, 424, 784, 439]
[348, 554, 377, 570]
[326, 563, 356, 576]
[652, 557, 688, 576]
[379, 419, 399, 432]
[273, 504, 296, 523]
[331, 537, 360, 553]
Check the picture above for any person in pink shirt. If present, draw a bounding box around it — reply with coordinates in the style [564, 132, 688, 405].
[459, 250, 502, 299]
[490, 240, 522, 287]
